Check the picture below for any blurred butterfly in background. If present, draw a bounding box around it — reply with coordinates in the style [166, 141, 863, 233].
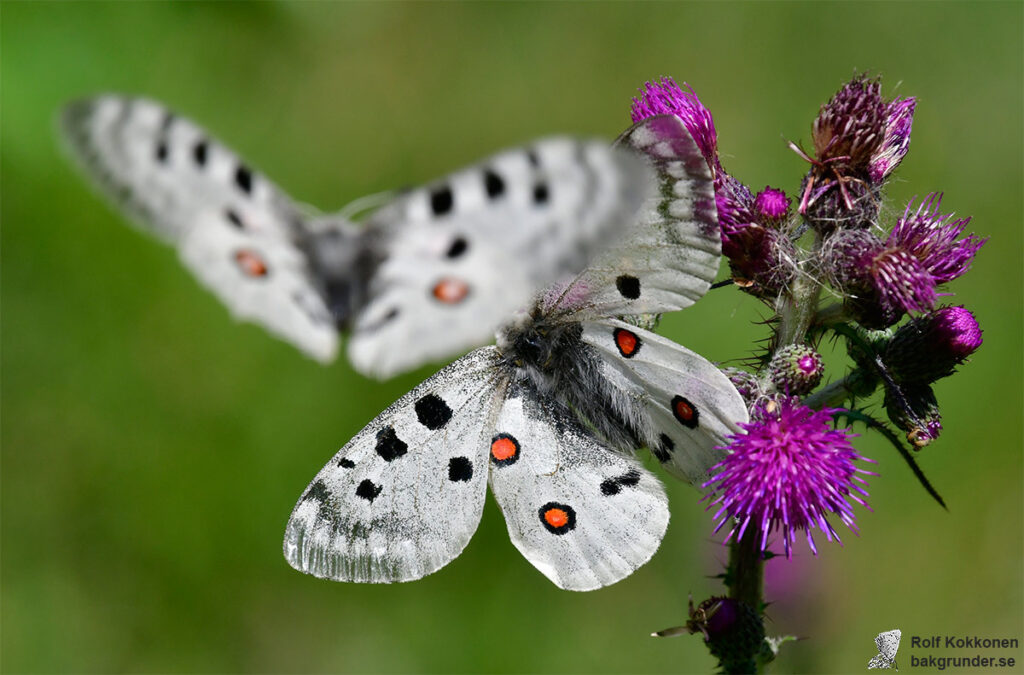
[59, 95, 652, 378]
[284, 116, 750, 591]
[868, 629, 901, 670]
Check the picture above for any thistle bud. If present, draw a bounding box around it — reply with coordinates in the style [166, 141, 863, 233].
[812, 75, 886, 170]
[884, 306, 983, 384]
[885, 382, 942, 447]
[769, 345, 825, 395]
[753, 186, 790, 225]
[722, 367, 763, 404]
[686, 597, 765, 674]
[823, 228, 938, 328]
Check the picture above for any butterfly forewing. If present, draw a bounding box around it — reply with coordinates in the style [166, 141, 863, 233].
[61, 95, 302, 242]
[347, 139, 655, 378]
[580, 319, 749, 484]
[541, 115, 721, 321]
[61, 95, 345, 361]
[284, 347, 506, 583]
[487, 381, 669, 591]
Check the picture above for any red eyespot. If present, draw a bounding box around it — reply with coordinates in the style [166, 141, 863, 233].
[234, 249, 269, 277]
[671, 395, 699, 429]
[431, 278, 470, 304]
[613, 328, 641, 358]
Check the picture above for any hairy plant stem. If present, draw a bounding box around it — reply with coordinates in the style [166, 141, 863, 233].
[716, 227, 826, 673]
[775, 231, 825, 349]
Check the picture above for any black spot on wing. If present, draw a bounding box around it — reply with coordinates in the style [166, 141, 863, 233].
[375, 426, 408, 461]
[193, 139, 208, 167]
[415, 394, 453, 430]
[430, 185, 453, 216]
[235, 165, 253, 194]
[483, 169, 505, 198]
[448, 456, 473, 482]
[599, 469, 642, 496]
[652, 434, 674, 463]
[337, 458, 356, 469]
[446, 237, 468, 259]
[225, 208, 244, 229]
[155, 141, 169, 163]
[355, 479, 383, 502]
[532, 182, 549, 205]
[616, 275, 641, 299]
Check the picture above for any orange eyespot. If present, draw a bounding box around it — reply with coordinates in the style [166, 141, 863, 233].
[543, 508, 569, 529]
[234, 249, 269, 277]
[538, 501, 576, 534]
[431, 277, 470, 304]
[490, 435, 518, 462]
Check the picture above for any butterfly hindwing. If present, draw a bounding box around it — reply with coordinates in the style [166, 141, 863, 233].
[542, 115, 721, 320]
[347, 139, 654, 378]
[284, 348, 505, 583]
[487, 380, 669, 591]
[61, 95, 344, 362]
[178, 210, 339, 362]
[579, 319, 749, 484]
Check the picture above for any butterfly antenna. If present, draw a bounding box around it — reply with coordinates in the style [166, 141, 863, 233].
[338, 189, 403, 221]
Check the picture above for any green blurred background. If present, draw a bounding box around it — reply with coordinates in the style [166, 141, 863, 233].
[3, 2, 1021, 673]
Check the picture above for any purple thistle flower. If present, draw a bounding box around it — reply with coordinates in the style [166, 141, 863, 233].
[703, 398, 873, 558]
[887, 193, 986, 283]
[631, 77, 719, 171]
[885, 306, 983, 384]
[823, 214, 983, 328]
[869, 97, 917, 183]
[869, 247, 937, 315]
[753, 187, 790, 225]
[812, 74, 886, 170]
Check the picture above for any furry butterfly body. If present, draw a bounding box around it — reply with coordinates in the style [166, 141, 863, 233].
[60, 95, 652, 378]
[284, 116, 750, 591]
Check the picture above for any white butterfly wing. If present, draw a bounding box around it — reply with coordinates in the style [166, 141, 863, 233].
[487, 381, 669, 591]
[61, 95, 342, 361]
[284, 347, 506, 583]
[579, 319, 749, 484]
[541, 115, 721, 320]
[348, 139, 654, 378]
[178, 211, 338, 362]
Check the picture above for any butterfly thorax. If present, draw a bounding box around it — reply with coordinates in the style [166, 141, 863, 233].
[497, 309, 644, 453]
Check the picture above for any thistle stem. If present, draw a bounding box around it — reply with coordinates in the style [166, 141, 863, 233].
[728, 526, 764, 610]
[723, 526, 765, 674]
[775, 230, 824, 349]
[802, 376, 856, 409]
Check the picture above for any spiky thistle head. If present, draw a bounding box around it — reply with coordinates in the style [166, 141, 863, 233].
[704, 398, 874, 558]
